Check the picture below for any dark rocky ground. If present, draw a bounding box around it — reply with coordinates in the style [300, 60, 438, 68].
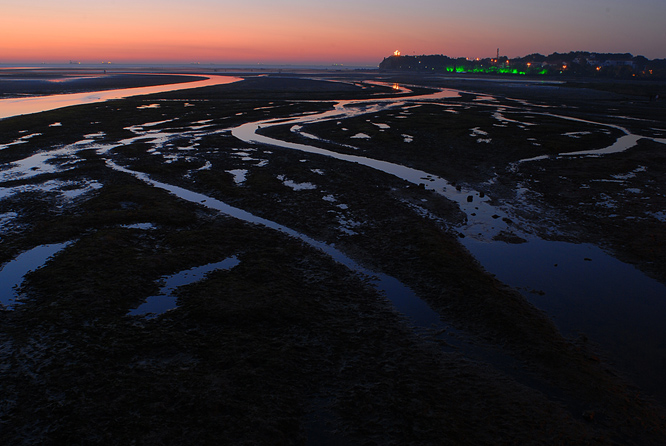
[0, 72, 665, 444]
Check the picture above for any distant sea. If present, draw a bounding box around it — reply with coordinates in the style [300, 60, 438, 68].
[0, 63, 379, 71]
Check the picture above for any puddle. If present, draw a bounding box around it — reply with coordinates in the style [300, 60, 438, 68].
[492, 111, 535, 127]
[277, 175, 317, 191]
[137, 104, 160, 109]
[0, 179, 103, 200]
[230, 87, 666, 404]
[121, 223, 155, 230]
[463, 236, 666, 402]
[470, 127, 491, 143]
[106, 160, 454, 332]
[129, 256, 240, 318]
[233, 118, 513, 241]
[4, 74, 665, 405]
[104, 159, 539, 399]
[0, 132, 42, 150]
[563, 131, 592, 138]
[0, 242, 71, 308]
[370, 122, 390, 129]
[227, 169, 248, 185]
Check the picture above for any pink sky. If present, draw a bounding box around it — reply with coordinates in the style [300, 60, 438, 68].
[2, 1, 665, 65]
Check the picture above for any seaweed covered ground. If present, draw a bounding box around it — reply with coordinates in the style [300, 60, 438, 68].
[1, 72, 665, 445]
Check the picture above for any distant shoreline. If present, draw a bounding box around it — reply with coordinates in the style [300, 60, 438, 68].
[0, 71, 208, 99]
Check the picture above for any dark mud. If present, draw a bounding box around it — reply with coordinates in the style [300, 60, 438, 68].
[1, 73, 665, 445]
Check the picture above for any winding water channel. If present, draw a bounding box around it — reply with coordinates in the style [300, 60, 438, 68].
[229, 83, 666, 402]
[1, 74, 665, 403]
[0, 73, 242, 120]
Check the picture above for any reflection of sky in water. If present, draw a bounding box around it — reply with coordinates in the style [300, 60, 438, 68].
[0, 133, 42, 150]
[0, 179, 103, 200]
[463, 237, 666, 401]
[230, 91, 666, 403]
[227, 169, 247, 185]
[277, 175, 317, 191]
[233, 120, 512, 241]
[0, 75, 242, 120]
[0, 145, 82, 181]
[370, 122, 390, 129]
[0, 242, 71, 308]
[137, 103, 160, 109]
[3, 76, 665, 401]
[110, 160, 454, 342]
[129, 256, 240, 318]
[121, 223, 155, 230]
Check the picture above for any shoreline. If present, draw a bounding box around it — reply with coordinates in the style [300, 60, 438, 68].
[0, 71, 210, 100]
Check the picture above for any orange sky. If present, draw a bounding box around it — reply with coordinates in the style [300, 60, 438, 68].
[2, 1, 665, 65]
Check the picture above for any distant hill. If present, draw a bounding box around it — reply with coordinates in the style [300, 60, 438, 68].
[379, 51, 666, 79]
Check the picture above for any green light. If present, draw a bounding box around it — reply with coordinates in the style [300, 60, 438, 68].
[440, 64, 534, 76]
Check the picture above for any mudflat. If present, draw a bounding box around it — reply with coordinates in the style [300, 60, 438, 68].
[1, 71, 665, 445]
[0, 68, 206, 99]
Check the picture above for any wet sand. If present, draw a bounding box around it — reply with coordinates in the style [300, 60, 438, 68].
[0, 72, 665, 445]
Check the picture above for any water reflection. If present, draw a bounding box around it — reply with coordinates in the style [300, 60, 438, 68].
[106, 160, 452, 332]
[232, 103, 513, 241]
[0, 74, 242, 120]
[463, 236, 666, 402]
[0, 242, 71, 308]
[129, 256, 240, 318]
[229, 87, 666, 404]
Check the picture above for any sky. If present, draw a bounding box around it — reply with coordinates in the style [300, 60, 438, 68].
[1, 0, 665, 65]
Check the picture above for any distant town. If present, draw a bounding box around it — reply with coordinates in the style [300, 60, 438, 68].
[380, 50, 666, 79]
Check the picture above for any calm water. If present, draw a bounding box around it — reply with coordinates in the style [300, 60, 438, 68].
[129, 256, 241, 317]
[0, 74, 241, 120]
[231, 90, 666, 403]
[463, 237, 666, 401]
[0, 243, 70, 308]
[2, 75, 665, 403]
